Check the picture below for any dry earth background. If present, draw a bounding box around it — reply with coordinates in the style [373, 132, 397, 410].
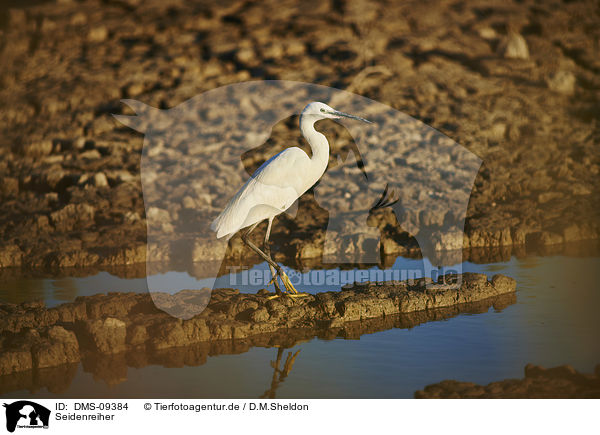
[0, 0, 599, 273]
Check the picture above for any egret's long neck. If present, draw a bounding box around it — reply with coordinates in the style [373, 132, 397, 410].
[300, 114, 330, 175]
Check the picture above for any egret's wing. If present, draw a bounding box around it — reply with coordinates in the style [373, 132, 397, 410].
[251, 147, 310, 191]
[211, 147, 310, 238]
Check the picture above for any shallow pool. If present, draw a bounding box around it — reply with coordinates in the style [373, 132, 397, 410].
[1, 254, 599, 398]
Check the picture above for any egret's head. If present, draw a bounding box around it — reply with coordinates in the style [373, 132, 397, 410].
[302, 102, 372, 123]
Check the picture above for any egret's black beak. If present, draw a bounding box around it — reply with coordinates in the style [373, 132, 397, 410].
[329, 110, 372, 124]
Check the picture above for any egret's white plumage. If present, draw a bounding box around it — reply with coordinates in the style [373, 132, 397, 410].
[211, 147, 312, 239]
[210, 101, 370, 296]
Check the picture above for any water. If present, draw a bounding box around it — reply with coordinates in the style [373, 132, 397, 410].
[1, 254, 599, 398]
[0, 255, 512, 306]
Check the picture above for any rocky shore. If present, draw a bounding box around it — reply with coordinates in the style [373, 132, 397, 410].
[0, 0, 598, 270]
[0, 272, 515, 379]
[415, 363, 600, 398]
[1, 292, 517, 396]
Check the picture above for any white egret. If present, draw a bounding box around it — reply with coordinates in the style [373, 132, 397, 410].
[211, 102, 371, 298]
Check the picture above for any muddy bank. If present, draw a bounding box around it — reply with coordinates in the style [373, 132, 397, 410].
[0, 0, 598, 269]
[0, 240, 597, 292]
[0, 272, 515, 377]
[415, 363, 600, 398]
[0, 287, 516, 396]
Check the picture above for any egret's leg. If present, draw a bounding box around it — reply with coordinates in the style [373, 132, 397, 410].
[242, 222, 283, 296]
[241, 222, 307, 298]
[261, 219, 306, 296]
[263, 218, 282, 294]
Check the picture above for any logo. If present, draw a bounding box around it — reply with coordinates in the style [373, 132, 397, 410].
[3, 401, 50, 433]
[114, 81, 481, 318]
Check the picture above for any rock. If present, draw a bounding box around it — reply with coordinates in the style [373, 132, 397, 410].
[0, 348, 32, 376]
[380, 236, 407, 255]
[101, 244, 146, 266]
[0, 273, 516, 375]
[147, 207, 171, 223]
[191, 238, 226, 262]
[478, 27, 497, 39]
[570, 183, 592, 196]
[546, 70, 576, 95]
[0, 326, 79, 374]
[124, 82, 144, 97]
[79, 149, 102, 161]
[297, 240, 322, 258]
[84, 293, 143, 319]
[431, 230, 464, 251]
[419, 209, 445, 227]
[526, 231, 563, 246]
[149, 319, 187, 350]
[127, 323, 148, 346]
[50, 203, 95, 232]
[70, 12, 87, 26]
[467, 228, 512, 247]
[32, 327, 80, 368]
[488, 123, 506, 141]
[562, 223, 596, 242]
[52, 301, 87, 323]
[250, 307, 270, 322]
[0, 244, 23, 268]
[93, 172, 109, 187]
[124, 211, 141, 223]
[88, 26, 108, 42]
[417, 363, 600, 398]
[538, 191, 563, 204]
[500, 31, 529, 60]
[0, 177, 19, 197]
[286, 40, 305, 56]
[8, 8, 26, 27]
[22, 140, 53, 157]
[83, 317, 127, 354]
[236, 46, 256, 64]
[0, 0, 597, 270]
[491, 274, 516, 294]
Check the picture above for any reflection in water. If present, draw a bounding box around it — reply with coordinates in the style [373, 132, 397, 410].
[51, 278, 78, 303]
[1, 241, 598, 301]
[1, 241, 597, 307]
[0, 363, 79, 396]
[0, 293, 514, 397]
[260, 348, 301, 399]
[1, 253, 599, 398]
[0, 271, 149, 306]
[0, 277, 47, 305]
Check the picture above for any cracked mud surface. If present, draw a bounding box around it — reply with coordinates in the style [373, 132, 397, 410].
[0, 0, 598, 270]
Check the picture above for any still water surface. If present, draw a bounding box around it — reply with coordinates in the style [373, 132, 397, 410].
[1, 255, 599, 398]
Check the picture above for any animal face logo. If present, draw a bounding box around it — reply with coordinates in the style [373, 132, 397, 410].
[3, 401, 50, 433]
[114, 81, 481, 319]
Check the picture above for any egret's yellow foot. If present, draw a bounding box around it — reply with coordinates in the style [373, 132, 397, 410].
[263, 272, 309, 299]
[266, 293, 309, 300]
[279, 273, 309, 297]
[280, 272, 298, 294]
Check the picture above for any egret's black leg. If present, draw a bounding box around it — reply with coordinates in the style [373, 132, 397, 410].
[263, 218, 283, 295]
[241, 221, 306, 298]
[242, 222, 284, 296]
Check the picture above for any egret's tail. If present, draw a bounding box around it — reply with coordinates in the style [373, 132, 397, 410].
[210, 211, 232, 240]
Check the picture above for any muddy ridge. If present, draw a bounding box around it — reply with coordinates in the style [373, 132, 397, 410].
[0, 291, 517, 396]
[0, 272, 516, 377]
[0, 0, 598, 270]
[415, 363, 600, 398]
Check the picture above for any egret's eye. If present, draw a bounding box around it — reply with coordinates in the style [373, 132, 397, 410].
[320, 108, 326, 113]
